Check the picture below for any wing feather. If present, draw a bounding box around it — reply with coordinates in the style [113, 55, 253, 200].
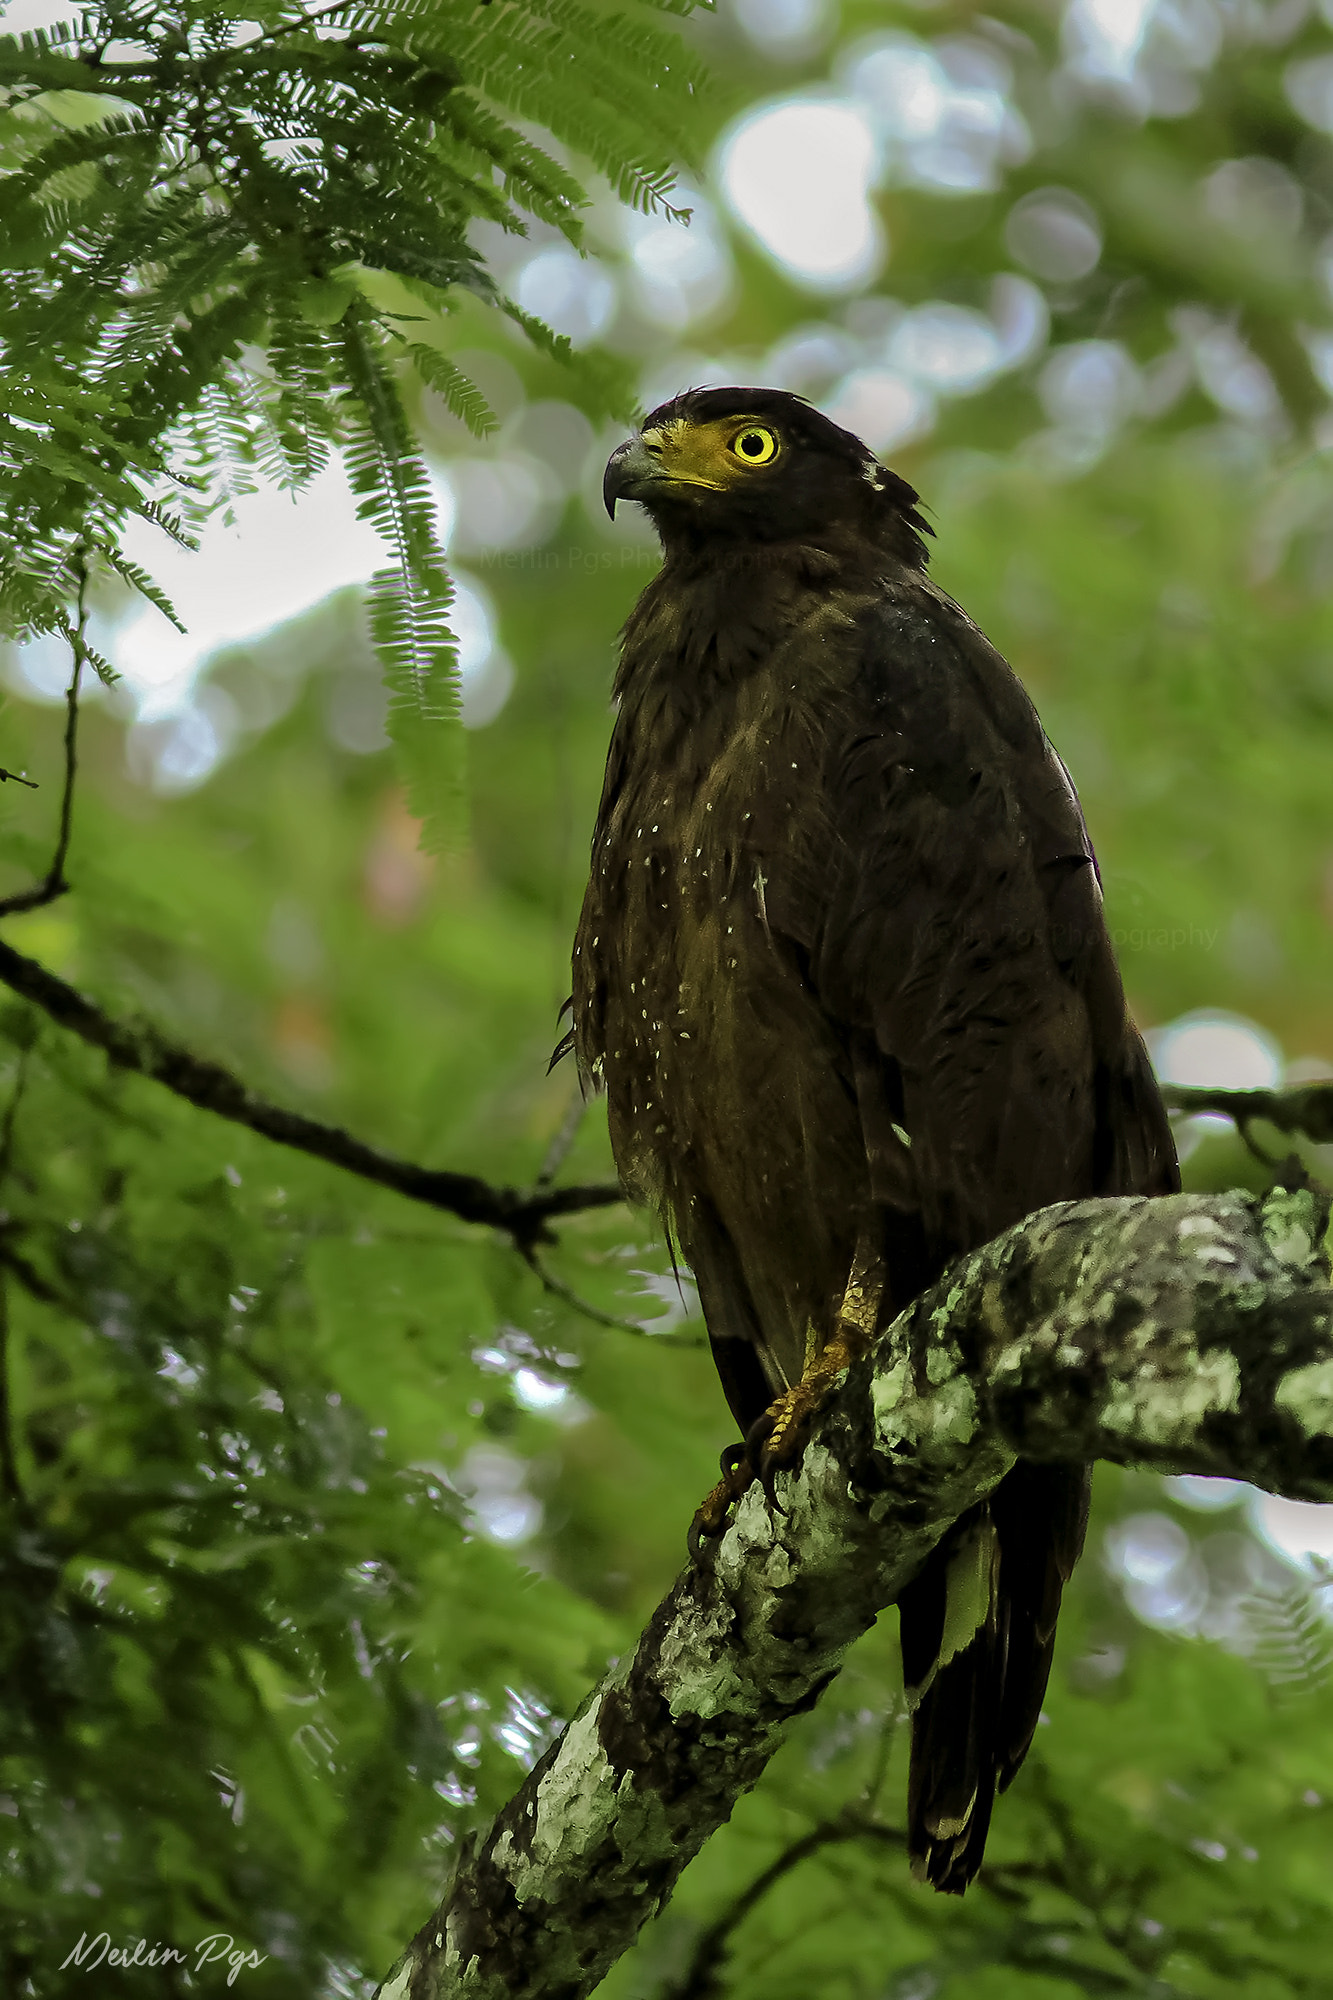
[776, 579, 1177, 1888]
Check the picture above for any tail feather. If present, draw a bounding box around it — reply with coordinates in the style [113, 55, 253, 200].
[907, 1646, 1000, 1892]
[994, 1462, 1090, 1792]
[900, 1505, 1002, 1895]
[900, 1464, 1090, 1892]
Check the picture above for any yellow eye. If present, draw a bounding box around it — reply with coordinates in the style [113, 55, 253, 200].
[730, 425, 778, 465]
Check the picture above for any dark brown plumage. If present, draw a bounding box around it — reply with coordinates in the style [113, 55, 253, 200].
[567, 387, 1179, 1892]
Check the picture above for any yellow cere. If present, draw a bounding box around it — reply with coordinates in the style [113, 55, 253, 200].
[640, 415, 783, 490]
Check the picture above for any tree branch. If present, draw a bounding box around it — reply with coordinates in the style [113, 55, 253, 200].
[0, 563, 86, 919]
[0, 569, 623, 1248]
[1162, 1080, 1333, 1145]
[0, 935, 622, 1248]
[375, 1182, 1333, 2000]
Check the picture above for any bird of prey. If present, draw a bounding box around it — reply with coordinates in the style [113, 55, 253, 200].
[565, 387, 1179, 1893]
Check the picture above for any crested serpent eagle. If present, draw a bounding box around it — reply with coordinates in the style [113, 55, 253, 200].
[562, 387, 1179, 1893]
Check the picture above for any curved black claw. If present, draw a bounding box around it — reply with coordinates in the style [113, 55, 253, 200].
[719, 1439, 748, 1481]
[687, 1441, 754, 1559]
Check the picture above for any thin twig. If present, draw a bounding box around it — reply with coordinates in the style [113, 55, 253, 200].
[859, 1702, 902, 1816]
[667, 1810, 907, 2000]
[0, 935, 623, 1247]
[0, 1051, 32, 1508]
[520, 1242, 701, 1343]
[536, 1088, 587, 1189]
[666, 1760, 1137, 2000]
[0, 770, 37, 789]
[240, 0, 360, 51]
[0, 557, 87, 918]
[666, 1771, 1141, 2000]
[0, 1237, 69, 1310]
[293, 0, 361, 37]
[1234, 1116, 1282, 1169]
[0, 565, 626, 1252]
[0, 1045, 29, 1189]
[0, 1274, 24, 1507]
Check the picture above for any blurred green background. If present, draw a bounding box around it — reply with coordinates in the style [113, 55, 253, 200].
[4, 0, 1333, 1993]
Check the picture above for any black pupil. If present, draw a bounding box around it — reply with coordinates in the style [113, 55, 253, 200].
[739, 432, 766, 457]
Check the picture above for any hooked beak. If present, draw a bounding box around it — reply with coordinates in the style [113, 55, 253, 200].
[603, 434, 670, 518]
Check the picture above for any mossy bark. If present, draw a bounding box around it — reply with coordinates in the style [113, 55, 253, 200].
[378, 1186, 1333, 2000]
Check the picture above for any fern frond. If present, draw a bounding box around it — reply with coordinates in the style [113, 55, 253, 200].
[370, 561, 464, 854]
[79, 633, 121, 687]
[136, 500, 199, 552]
[432, 93, 587, 236]
[340, 314, 461, 843]
[404, 346, 497, 438]
[89, 539, 185, 632]
[0, 0, 705, 802]
[1241, 1571, 1333, 1693]
[501, 299, 640, 423]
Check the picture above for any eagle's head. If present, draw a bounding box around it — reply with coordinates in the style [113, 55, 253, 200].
[603, 386, 930, 562]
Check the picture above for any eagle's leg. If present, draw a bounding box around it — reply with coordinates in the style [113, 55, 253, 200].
[689, 1236, 884, 1551]
[747, 1234, 885, 1493]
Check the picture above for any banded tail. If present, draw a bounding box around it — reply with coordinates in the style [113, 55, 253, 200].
[898, 1461, 1091, 1893]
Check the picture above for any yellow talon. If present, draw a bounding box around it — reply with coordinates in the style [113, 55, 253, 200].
[689, 1235, 886, 1549]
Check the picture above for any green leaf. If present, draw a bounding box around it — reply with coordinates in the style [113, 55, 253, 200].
[405, 344, 497, 437]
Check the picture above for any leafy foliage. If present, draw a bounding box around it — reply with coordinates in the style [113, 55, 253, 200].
[0, 987, 627, 1995]
[0, 0, 692, 835]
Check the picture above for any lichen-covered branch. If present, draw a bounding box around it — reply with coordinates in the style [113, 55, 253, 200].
[376, 1184, 1333, 2000]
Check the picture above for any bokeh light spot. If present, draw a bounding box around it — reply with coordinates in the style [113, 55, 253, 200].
[717, 97, 884, 292]
[1150, 1009, 1282, 1089]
